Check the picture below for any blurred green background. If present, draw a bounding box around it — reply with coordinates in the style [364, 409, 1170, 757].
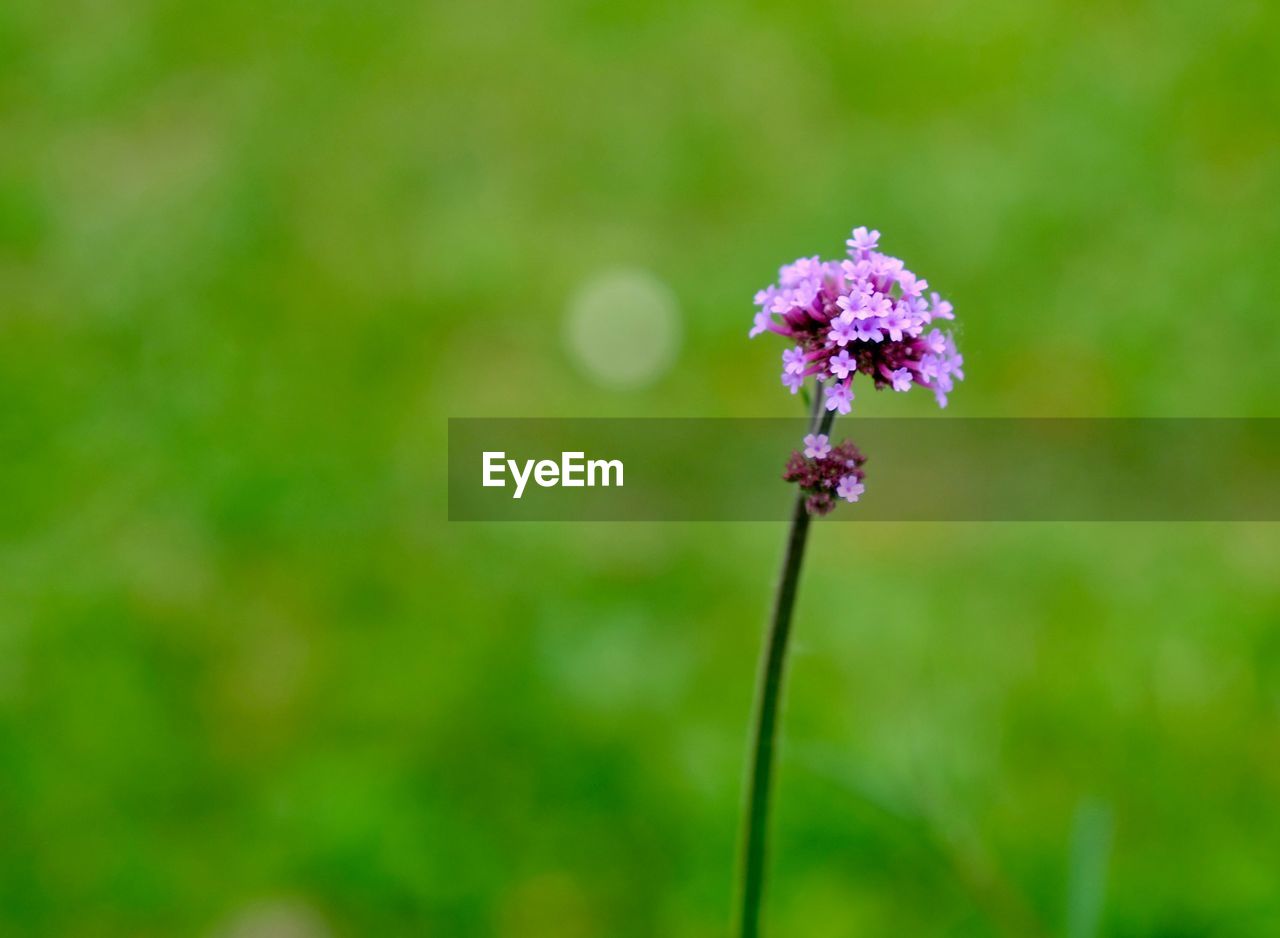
[3, 0, 1280, 935]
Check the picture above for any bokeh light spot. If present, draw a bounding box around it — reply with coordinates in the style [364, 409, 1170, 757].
[563, 268, 680, 389]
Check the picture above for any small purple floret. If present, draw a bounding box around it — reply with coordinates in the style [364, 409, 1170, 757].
[803, 433, 831, 459]
[827, 350, 854, 380]
[836, 475, 865, 503]
[846, 226, 880, 254]
[828, 312, 858, 347]
[782, 346, 807, 375]
[824, 382, 853, 415]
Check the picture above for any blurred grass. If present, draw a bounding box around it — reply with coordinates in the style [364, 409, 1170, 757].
[2, 0, 1280, 935]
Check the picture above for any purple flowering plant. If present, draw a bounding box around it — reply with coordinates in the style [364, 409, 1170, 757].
[784, 436, 867, 517]
[751, 225, 964, 414]
[737, 228, 963, 937]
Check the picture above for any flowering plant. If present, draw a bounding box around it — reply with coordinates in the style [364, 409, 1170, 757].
[782, 434, 866, 516]
[752, 226, 964, 414]
[737, 228, 964, 937]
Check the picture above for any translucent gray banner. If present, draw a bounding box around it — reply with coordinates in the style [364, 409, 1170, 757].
[447, 419, 1280, 521]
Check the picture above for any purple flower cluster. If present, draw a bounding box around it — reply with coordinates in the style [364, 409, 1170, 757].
[783, 434, 867, 516]
[751, 227, 964, 410]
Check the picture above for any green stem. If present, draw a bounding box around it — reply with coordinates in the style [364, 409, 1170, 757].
[739, 402, 836, 937]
